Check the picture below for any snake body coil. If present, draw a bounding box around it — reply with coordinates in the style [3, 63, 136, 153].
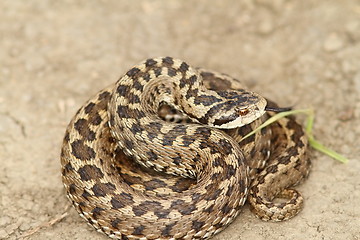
[61, 57, 311, 239]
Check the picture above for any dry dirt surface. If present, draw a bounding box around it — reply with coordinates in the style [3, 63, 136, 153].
[1, 1, 360, 240]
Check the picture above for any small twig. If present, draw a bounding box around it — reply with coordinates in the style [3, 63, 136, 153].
[18, 205, 71, 239]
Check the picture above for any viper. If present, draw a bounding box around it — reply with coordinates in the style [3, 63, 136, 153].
[61, 57, 311, 239]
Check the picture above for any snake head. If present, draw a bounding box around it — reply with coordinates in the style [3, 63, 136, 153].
[207, 90, 267, 129]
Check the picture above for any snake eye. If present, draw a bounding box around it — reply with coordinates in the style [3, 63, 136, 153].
[238, 109, 249, 116]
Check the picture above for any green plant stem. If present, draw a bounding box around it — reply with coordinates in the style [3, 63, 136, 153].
[239, 108, 348, 163]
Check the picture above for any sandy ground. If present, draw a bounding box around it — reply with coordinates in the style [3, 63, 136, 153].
[1, 1, 360, 239]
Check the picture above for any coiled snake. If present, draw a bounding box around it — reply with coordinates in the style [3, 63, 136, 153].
[61, 57, 311, 239]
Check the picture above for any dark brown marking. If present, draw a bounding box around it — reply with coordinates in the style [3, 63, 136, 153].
[226, 185, 234, 196]
[287, 119, 306, 148]
[133, 201, 162, 216]
[111, 192, 135, 209]
[154, 209, 170, 219]
[81, 189, 91, 200]
[257, 175, 266, 185]
[132, 225, 145, 235]
[188, 75, 197, 85]
[147, 131, 157, 141]
[162, 57, 174, 65]
[169, 178, 194, 193]
[201, 72, 232, 90]
[172, 124, 188, 134]
[78, 165, 104, 181]
[185, 88, 199, 100]
[212, 156, 221, 167]
[69, 183, 77, 195]
[63, 131, 70, 143]
[143, 72, 151, 82]
[211, 172, 221, 180]
[204, 188, 222, 201]
[278, 155, 291, 165]
[168, 67, 177, 77]
[266, 165, 278, 174]
[74, 118, 96, 141]
[203, 204, 214, 213]
[237, 125, 255, 145]
[133, 109, 146, 118]
[179, 62, 189, 73]
[71, 140, 96, 161]
[179, 77, 187, 89]
[145, 58, 157, 67]
[92, 182, 116, 197]
[173, 156, 182, 165]
[84, 102, 95, 114]
[260, 125, 267, 135]
[238, 179, 247, 195]
[109, 114, 115, 127]
[213, 113, 238, 127]
[111, 218, 122, 229]
[91, 207, 104, 219]
[98, 90, 111, 100]
[126, 67, 141, 77]
[117, 105, 129, 118]
[192, 220, 205, 232]
[133, 80, 143, 91]
[162, 134, 176, 146]
[128, 92, 140, 103]
[153, 67, 162, 77]
[191, 193, 201, 202]
[63, 163, 74, 175]
[146, 150, 157, 161]
[88, 113, 102, 126]
[116, 84, 131, 96]
[181, 135, 195, 147]
[130, 123, 143, 135]
[213, 222, 224, 230]
[224, 164, 236, 179]
[221, 204, 231, 214]
[161, 222, 176, 237]
[170, 199, 197, 215]
[194, 94, 222, 106]
[144, 179, 167, 191]
[199, 102, 229, 125]
[218, 139, 233, 155]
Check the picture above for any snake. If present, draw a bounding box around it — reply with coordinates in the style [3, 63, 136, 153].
[60, 57, 311, 239]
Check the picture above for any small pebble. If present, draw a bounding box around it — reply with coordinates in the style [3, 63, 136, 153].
[0, 216, 11, 227]
[257, 19, 274, 35]
[0, 229, 8, 239]
[338, 107, 354, 121]
[19, 221, 31, 231]
[323, 33, 344, 52]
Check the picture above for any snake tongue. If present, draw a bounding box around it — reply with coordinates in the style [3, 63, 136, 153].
[265, 106, 292, 112]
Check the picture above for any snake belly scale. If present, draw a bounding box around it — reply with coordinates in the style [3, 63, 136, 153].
[61, 57, 311, 239]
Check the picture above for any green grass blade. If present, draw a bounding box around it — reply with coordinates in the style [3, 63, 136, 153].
[239, 108, 349, 163]
[308, 137, 348, 163]
[305, 109, 314, 136]
[240, 109, 312, 142]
